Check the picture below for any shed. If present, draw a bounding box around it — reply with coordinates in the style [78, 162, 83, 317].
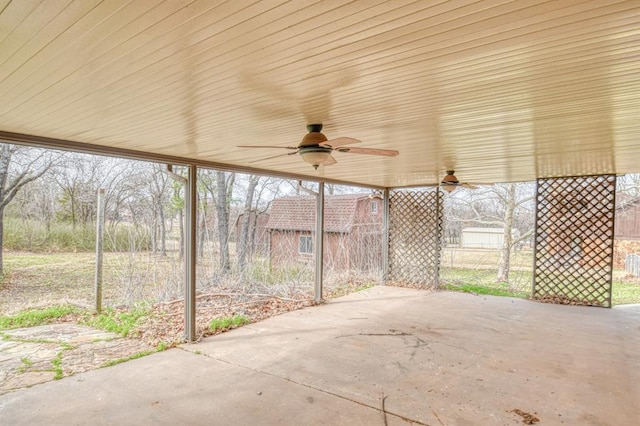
[615, 196, 640, 241]
[265, 194, 383, 271]
[460, 227, 518, 249]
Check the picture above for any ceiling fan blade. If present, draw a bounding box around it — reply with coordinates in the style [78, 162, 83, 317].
[320, 137, 361, 148]
[249, 151, 298, 164]
[335, 146, 399, 157]
[323, 154, 337, 166]
[461, 183, 478, 190]
[238, 145, 298, 150]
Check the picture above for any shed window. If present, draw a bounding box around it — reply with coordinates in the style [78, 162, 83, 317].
[371, 201, 379, 214]
[299, 235, 313, 254]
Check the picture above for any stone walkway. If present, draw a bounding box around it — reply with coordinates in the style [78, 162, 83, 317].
[0, 324, 154, 395]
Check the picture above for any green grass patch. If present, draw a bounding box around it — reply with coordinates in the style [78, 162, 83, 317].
[101, 350, 155, 368]
[612, 281, 640, 305]
[82, 306, 150, 337]
[101, 341, 171, 368]
[440, 267, 530, 299]
[0, 305, 79, 330]
[209, 315, 249, 332]
[0, 333, 76, 350]
[441, 267, 640, 305]
[441, 283, 527, 298]
[17, 356, 34, 374]
[51, 352, 64, 380]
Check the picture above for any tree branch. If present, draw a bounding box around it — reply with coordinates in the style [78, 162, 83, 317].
[1, 165, 51, 210]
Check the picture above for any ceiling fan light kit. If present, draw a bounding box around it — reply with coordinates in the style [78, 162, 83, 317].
[299, 146, 333, 169]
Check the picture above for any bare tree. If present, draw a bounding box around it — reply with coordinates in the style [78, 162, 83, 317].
[0, 144, 59, 274]
[496, 184, 517, 282]
[215, 171, 235, 272]
[237, 175, 260, 268]
[148, 164, 170, 256]
[54, 154, 104, 228]
[10, 176, 59, 233]
[445, 183, 535, 282]
[171, 180, 185, 258]
[199, 169, 236, 273]
[618, 174, 640, 199]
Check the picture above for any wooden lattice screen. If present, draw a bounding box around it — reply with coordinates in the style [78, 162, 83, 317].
[388, 189, 443, 287]
[532, 175, 616, 307]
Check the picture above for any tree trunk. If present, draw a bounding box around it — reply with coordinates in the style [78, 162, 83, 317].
[497, 183, 516, 282]
[0, 205, 4, 275]
[178, 207, 184, 259]
[70, 192, 77, 230]
[0, 145, 55, 274]
[238, 175, 259, 268]
[215, 171, 233, 273]
[327, 184, 335, 195]
[198, 202, 206, 258]
[158, 200, 166, 256]
[151, 212, 158, 253]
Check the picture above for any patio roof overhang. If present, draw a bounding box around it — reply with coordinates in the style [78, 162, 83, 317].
[0, 1, 638, 189]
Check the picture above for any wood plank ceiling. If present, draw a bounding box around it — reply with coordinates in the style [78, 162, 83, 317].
[0, 0, 638, 188]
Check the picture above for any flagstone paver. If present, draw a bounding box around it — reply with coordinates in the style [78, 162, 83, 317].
[0, 324, 154, 394]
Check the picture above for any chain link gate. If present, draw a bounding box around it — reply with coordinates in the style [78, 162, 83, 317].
[388, 189, 443, 287]
[532, 175, 616, 307]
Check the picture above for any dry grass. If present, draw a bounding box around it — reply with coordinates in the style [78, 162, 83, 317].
[1, 251, 185, 314]
[440, 246, 534, 270]
[0, 251, 380, 315]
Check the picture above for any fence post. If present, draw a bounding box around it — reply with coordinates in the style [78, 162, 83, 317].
[94, 188, 105, 313]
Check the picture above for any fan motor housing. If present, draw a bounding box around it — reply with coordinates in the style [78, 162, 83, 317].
[300, 127, 328, 147]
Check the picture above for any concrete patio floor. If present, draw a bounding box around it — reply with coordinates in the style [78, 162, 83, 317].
[1, 287, 638, 425]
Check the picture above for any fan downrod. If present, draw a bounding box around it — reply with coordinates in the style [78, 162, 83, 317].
[307, 124, 323, 133]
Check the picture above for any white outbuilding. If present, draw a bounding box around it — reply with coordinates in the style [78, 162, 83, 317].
[460, 227, 520, 249]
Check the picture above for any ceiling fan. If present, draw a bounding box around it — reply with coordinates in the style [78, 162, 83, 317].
[239, 124, 399, 169]
[440, 170, 478, 192]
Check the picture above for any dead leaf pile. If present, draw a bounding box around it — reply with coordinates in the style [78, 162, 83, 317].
[133, 291, 313, 346]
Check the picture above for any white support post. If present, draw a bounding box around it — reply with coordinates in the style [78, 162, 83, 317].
[184, 164, 197, 342]
[314, 182, 325, 304]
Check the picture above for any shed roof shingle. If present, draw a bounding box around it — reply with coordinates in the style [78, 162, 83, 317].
[265, 194, 377, 233]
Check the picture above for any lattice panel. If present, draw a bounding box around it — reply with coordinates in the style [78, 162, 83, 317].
[388, 189, 443, 287]
[532, 175, 616, 307]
